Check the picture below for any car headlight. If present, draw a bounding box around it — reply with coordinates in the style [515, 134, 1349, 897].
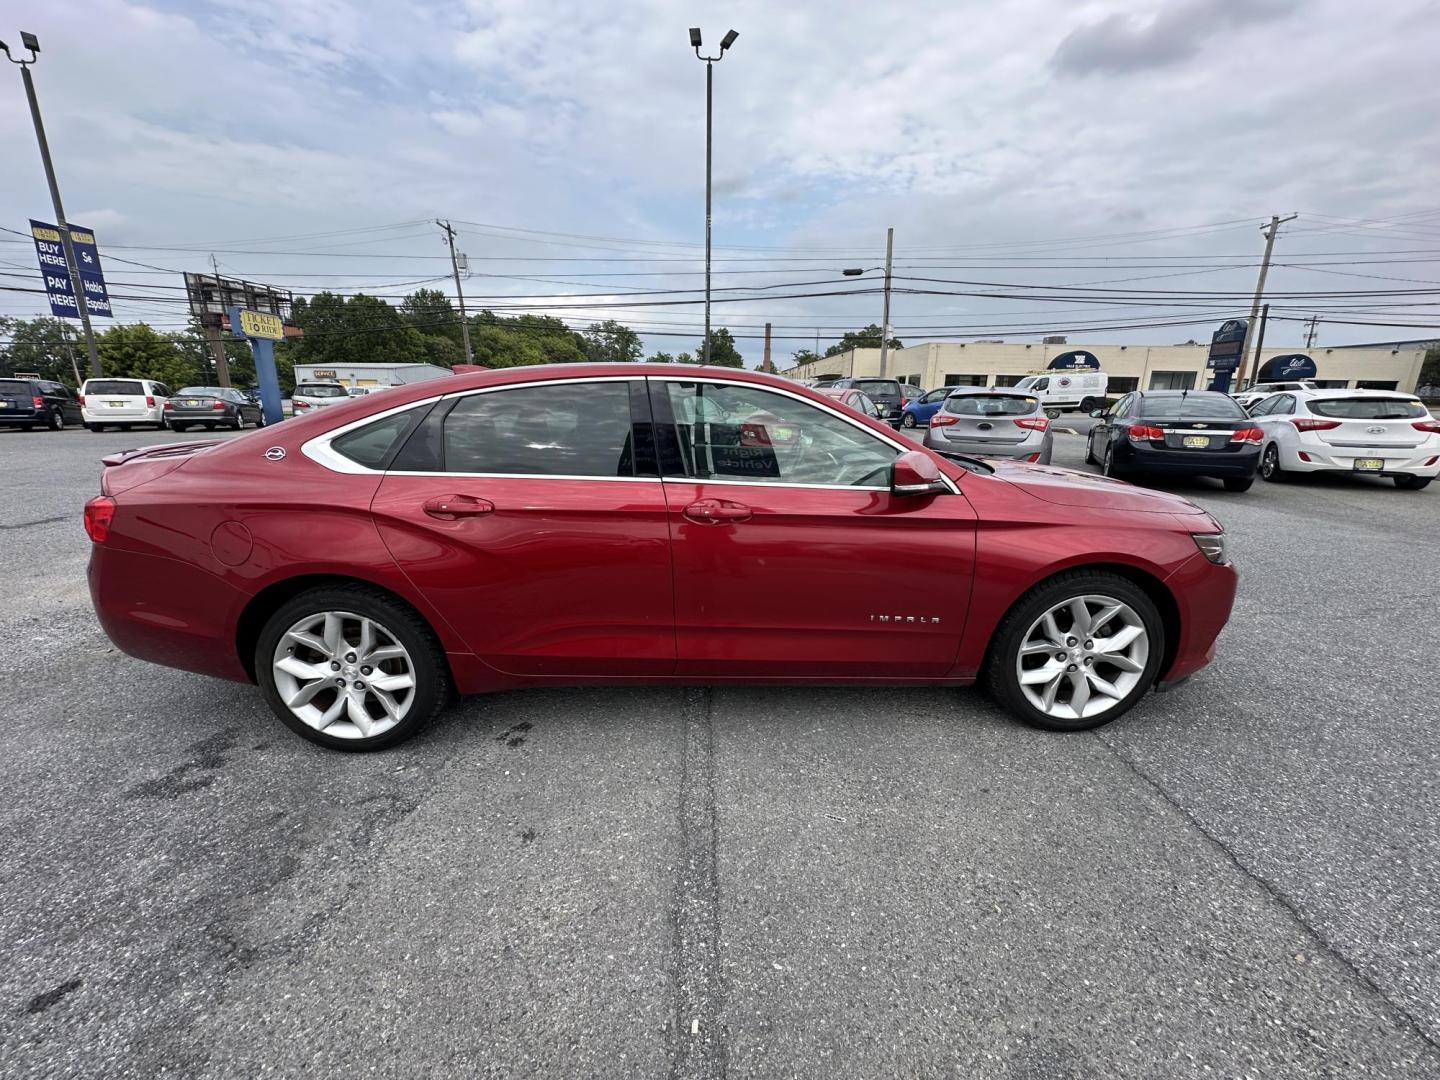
[1191, 533, 1228, 565]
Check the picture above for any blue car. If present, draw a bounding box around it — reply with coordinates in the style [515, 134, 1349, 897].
[898, 387, 953, 429]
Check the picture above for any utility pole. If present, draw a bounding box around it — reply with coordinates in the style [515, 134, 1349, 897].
[762, 321, 772, 372]
[4, 31, 102, 377]
[878, 226, 894, 378]
[1303, 314, 1320, 349]
[205, 253, 233, 387]
[437, 220, 474, 365]
[1250, 303, 1270, 384]
[1241, 213, 1297, 388]
[60, 321, 80, 385]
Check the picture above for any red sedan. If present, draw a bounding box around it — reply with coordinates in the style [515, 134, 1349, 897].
[85, 364, 1237, 750]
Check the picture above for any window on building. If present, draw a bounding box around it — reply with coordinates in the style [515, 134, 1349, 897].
[1312, 380, 1349, 389]
[1148, 371, 1197, 390]
[992, 374, 1026, 387]
[1107, 377, 1139, 394]
[942, 374, 988, 387]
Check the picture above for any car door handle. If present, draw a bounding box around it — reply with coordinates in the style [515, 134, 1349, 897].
[683, 498, 752, 524]
[424, 494, 495, 520]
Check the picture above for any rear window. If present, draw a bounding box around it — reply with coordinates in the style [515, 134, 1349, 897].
[84, 380, 145, 396]
[1309, 398, 1426, 420]
[177, 387, 226, 396]
[943, 394, 1039, 416]
[297, 383, 349, 398]
[0, 379, 36, 392]
[1138, 395, 1245, 420]
[853, 380, 902, 396]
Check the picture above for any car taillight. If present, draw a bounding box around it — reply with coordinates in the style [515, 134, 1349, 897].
[1229, 427, 1263, 443]
[1412, 419, 1440, 434]
[293, 399, 310, 409]
[1014, 416, 1049, 431]
[1127, 423, 1163, 441]
[164, 400, 174, 410]
[84, 496, 116, 543]
[899, 398, 910, 409]
[1291, 418, 1340, 432]
[212, 401, 226, 410]
[33, 396, 45, 409]
[146, 395, 156, 407]
[1026, 452, 1041, 462]
[930, 414, 959, 427]
[78, 394, 86, 407]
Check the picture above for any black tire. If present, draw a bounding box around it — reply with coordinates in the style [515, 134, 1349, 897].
[1083, 434, 1097, 466]
[255, 411, 267, 428]
[255, 583, 451, 752]
[1079, 397, 1096, 413]
[983, 570, 1165, 733]
[1222, 476, 1254, 492]
[1259, 443, 1286, 483]
[119, 424, 132, 432]
[1045, 407, 1061, 419]
[204, 423, 215, 431]
[231, 415, 244, 431]
[171, 423, 188, 433]
[1394, 475, 1431, 491]
[48, 409, 65, 432]
[86, 423, 103, 433]
[900, 412, 917, 429]
[1101, 441, 1124, 479]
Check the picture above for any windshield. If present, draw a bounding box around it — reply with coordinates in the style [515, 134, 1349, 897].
[177, 387, 226, 396]
[83, 380, 145, 396]
[944, 394, 1039, 416]
[1310, 397, 1426, 420]
[1139, 395, 1246, 419]
[297, 384, 348, 398]
[852, 379, 901, 396]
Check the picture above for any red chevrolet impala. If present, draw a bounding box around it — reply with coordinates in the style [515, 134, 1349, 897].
[84, 365, 1236, 750]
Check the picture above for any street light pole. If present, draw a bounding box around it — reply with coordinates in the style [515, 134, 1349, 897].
[690, 27, 738, 365]
[3, 31, 102, 377]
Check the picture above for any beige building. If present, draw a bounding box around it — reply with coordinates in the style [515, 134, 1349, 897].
[783, 341, 1426, 395]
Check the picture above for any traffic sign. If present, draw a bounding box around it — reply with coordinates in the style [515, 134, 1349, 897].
[29, 220, 112, 319]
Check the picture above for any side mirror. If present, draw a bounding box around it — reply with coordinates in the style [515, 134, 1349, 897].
[891, 450, 948, 496]
[1090, 409, 1105, 418]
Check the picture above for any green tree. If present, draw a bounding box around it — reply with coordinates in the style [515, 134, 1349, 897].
[467, 311, 587, 367]
[824, 324, 903, 357]
[95, 323, 200, 388]
[675, 352, 694, 364]
[168, 323, 254, 388]
[420, 334, 467, 368]
[645, 350, 675, 363]
[789, 348, 821, 366]
[696, 328, 744, 367]
[582, 319, 643, 363]
[400, 288, 462, 345]
[283, 292, 428, 368]
[0, 317, 81, 384]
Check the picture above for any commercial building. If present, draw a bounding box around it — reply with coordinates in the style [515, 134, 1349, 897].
[293, 362, 453, 389]
[783, 341, 1426, 394]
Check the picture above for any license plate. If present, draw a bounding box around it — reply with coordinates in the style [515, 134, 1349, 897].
[1354, 458, 1384, 471]
[1182, 436, 1210, 449]
[108, 401, 125, 408]
[179, 399, 201, 406]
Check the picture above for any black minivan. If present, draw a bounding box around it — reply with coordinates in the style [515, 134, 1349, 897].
[826, 377, 915, 425]
[0, 377, 83, 432]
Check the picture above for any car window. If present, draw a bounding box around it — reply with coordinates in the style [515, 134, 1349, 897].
[854, 392, 879, 417]
[83, 379, 146, 396]
[1274, 395, 1295, 415]
[1138, 395, 1246, 420]
[332, 407, 429, 470]
[1309, 397, 1426, 420]
[852, 379, 902, 397]
[1248, 396, 1275, 416]
[943, 394, 1039, 416]
[443, 382, 634, 477]
[661, 381, 897, 488]
[297, 383, 349, 398]
[1031, 378, 1049, 391]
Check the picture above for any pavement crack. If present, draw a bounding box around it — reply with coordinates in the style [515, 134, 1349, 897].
[0, 515, 66, 531]
[669, 687, 727, 1080]
[1095, 731, 1440, 1056]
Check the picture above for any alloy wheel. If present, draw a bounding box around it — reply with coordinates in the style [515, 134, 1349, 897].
[901, 413, 916, 428]
[1014, 594, 1148, 721]
[1261, 445, 1279, 480]
[271, 610, 416, 740]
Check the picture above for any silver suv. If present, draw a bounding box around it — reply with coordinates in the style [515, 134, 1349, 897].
[923, 389, 1053, 464]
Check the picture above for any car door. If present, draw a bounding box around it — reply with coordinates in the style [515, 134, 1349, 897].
[1088, 393, 1126, 459]
[368, 378, 676, 677]
[1250, 394, 1291, 453]
[918, 387, 949, 423]
[650, 376, 976, 678]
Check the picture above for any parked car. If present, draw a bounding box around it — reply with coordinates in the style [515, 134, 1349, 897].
[85, 364, 1236, 750]
[79, 378, 170, 432]
[1233, 380, 1317, 411]
[165, 386, 265, 432]
[291, 382, 351, 412]
[1085, 390, 1261, 492]
[1013, 371, 1109, 418]
[0, 377, 83, 431]
[1248, 390, 1440, 490]
[814, 386, 884, 420]
[924, 389, 1053, 463]
[899, 387, 953, 428]
[825, 377, 913, 424]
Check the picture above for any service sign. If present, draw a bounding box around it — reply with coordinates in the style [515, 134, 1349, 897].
[29, 220, 112, 319]
[236, 309, 285, 340]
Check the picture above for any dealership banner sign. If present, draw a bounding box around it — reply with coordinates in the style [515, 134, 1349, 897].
[30, 219, 113, 319]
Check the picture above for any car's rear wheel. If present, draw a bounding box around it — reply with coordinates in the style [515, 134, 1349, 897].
[1394, 475, 1431, 490]
[256, 585, 450, 751]
[1079, 397, 1096, 413]
[901, 413, 917, 429]
[86, 423, 103, 433]
[985, 572, 1164, 732]
[1101, 441, 1124, 478]
[1259, 443, 1286, 482]
[171, 423, 188, 432]
[48, 409, 65, 432]
[1223, 476, 1253, 492]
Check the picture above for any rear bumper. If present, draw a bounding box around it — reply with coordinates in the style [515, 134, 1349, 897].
[89, 544, 252, 683]
[1281, 441, 1440, 477]
[1122, 443, 1260, 477]
[0, 411, 42, 425]
[924, 431, 1048, 458]
[83, 406, 165, 425]
[168, 409, 234, 423]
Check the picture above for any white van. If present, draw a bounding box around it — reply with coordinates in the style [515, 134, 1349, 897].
[1013, 371, 1109, 417]
[80, 377, 171, 432]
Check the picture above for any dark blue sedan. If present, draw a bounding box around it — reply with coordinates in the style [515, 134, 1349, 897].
[1084, 390, 1262, 492]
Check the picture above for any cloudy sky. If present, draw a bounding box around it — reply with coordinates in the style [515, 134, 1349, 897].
[3, 0, 1438, 364]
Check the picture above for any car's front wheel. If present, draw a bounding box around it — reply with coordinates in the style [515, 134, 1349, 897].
[900, 412, 917, 429]
[985, 571, 1164, 732]
[255, 584, 451, 751]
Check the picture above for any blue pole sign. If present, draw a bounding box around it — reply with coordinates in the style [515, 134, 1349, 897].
[30, 220, 113, 318]
[1047, 349, 1101, 370]
[227, 306, 286, 426]
[1204, 319, 1247, 393]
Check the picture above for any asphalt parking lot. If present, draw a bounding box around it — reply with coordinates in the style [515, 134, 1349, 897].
[1, 421, 1437, 1079]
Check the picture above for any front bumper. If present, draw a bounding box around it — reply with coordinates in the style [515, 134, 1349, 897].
[1158, 550, 1238, 687]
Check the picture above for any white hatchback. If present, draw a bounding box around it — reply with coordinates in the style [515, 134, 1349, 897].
[1248, 390, 1440, 490]
[80, 377, 170, 431]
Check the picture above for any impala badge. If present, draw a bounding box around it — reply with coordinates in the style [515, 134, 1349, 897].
[870, 614, 941, 625]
